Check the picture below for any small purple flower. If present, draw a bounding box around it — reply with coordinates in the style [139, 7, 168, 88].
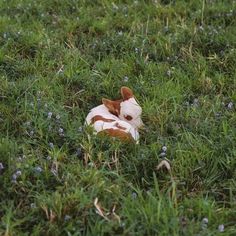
[199, 25, 204, 31]
[78, 126, 83, 132]
[131, 192, 137, 199]
[162, 146, 167, 152]
[123, 76, 129, 82]
[47, 112, 53, 119]
[166, 70, 171, 77]
[64, 215, 72, 221]
[59, 128, 64, 137]
[15, 170, 22, 176]
[0, 163, 4, 171]
[213, 28, 218, 34]
[25, 121, 31, 126]
[11, 170, 22, 182]
[76, 148, 82, 157]
[215, 112, 221, 119]
[12, 174, 17, 181]
[49, 142, 54, 148]
[202, 218, 208, 224]
[30, 203, 36, 209]
[34, 166, 43, 173]
[193, 98, 199, 107]
[58, 128, 64, 133]
[185, 101, 190, 106]
[201, 223, 207, 230]
[227, 102, 233, 110]
[201, 217, 208, 230]
[51, 168, 58, 176]
[146, 190, 151, 195]
[159, 152, 167, 158]
[218, 224, 224, 232]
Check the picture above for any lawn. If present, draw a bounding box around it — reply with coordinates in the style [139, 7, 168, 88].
[0, 0, 236, 235]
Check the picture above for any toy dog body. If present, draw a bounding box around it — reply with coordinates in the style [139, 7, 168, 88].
[85, 87, 143, 143]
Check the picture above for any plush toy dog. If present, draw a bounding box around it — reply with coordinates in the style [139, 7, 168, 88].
[85, 87, 143, 143]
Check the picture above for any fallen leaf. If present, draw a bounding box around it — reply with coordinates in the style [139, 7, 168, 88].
[94, 198, 109, 221]
[156, 160, 171, 171]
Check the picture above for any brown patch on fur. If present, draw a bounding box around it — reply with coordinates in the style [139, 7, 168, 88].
[114, 122, 126, 130]
[91, 115, 115, 124]
[121, 87, 133, 100]
[102, 98, 122, 116]
[98, 129, 134, 142]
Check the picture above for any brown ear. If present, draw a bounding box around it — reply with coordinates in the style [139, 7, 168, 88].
[121, 86, 133, 100]
[102, 98, 120, 116]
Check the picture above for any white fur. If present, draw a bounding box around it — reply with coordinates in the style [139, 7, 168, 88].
[85, 104, 118, 125]
[94, 120, 139, 141]
[85, 97, 143, 143]
[119, 98, 143, 129]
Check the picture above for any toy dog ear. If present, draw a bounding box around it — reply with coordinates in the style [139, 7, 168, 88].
[121, 86, 133, 100]
[102, 98, 120, 116]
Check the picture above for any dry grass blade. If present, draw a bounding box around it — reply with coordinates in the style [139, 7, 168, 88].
[156, 160, 171, 171]
[94, 198, 109, 221]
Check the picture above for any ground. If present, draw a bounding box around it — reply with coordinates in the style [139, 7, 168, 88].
[0, 0, 236, 235]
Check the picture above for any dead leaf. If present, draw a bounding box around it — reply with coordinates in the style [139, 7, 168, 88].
[94, 198, 109, 221]
[110, 205, 121, 223]
[49, 209, 56, 222]
[156, 160, 171, 171]
[41, 206, 56, 222]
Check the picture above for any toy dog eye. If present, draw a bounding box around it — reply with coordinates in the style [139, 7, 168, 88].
[125, 115, 133, 121]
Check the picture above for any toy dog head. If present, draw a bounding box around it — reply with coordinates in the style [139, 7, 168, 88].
[102, 87, 143, 129]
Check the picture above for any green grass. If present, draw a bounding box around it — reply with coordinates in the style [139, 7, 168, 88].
[0, 0, 236, 235]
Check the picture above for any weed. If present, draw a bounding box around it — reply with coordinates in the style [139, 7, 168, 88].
[0, 0, 236, 235]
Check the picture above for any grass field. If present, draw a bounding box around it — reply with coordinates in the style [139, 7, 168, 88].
[0, 0, 236, 235]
